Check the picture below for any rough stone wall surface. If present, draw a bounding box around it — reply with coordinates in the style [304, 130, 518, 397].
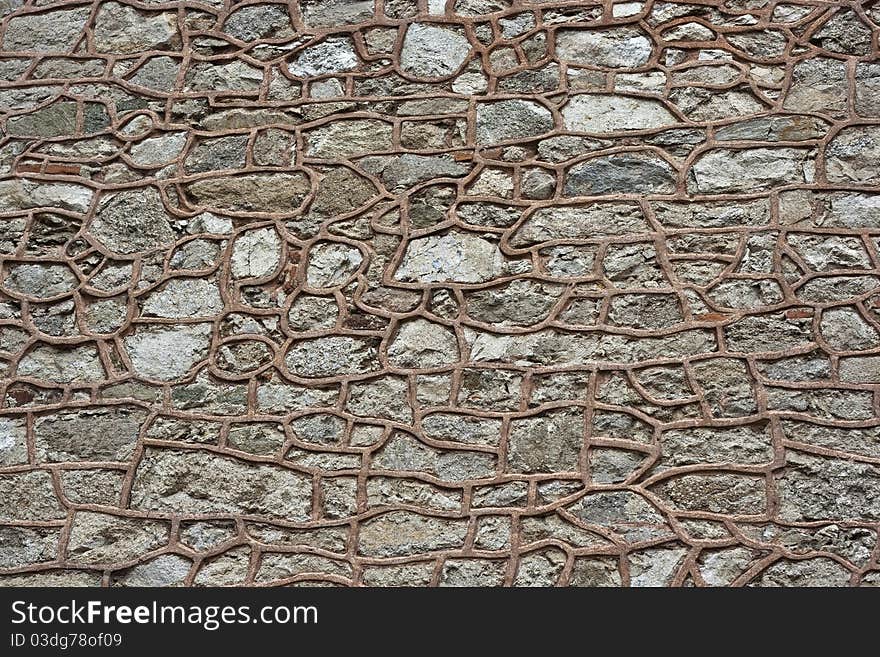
[0, 0, 879, 588]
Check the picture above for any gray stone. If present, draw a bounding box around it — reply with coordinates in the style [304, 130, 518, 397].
[507, 408, 584, 473]
[565, 152, 676, 195]
[475, 99, 554, 145]
[400, 23, 471, 78]
[230, 227, 282, 279]
[123, 323, 213, 381]
[141, 278, 223, 318]
[688, 148, 815, 193]
[358, 511, 469, 557]
[18, 344, 105, 383]
[305, 241, 363, 288]
[113, 554, 192, 587]
[66, 512, 169, 565]
[556, 27, 652, 68]
[3, 7, 91, 52]
[825, 126, 880, 184]
[563, 94, 678, 133]
[93, 2, 178, 54]
[0, 470, 65, 521]
[130, 447, 313, 519]
[34, 406, 147, 462]
[388, 319, 459, 368]
[394, 232, 506, 283]
[288, 37, 360, 77]
[90, 187, 175, 255]
[286, 336, 380, 378]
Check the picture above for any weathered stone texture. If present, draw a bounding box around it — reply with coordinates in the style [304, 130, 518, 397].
[1, 0, 878, 589]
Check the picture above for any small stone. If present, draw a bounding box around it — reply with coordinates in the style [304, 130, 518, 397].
[0, 470, 65, 521]
[652, 473, 767, 514]
[358, 511, 469, 557]
[2, 262, 77, 299]
[475, 99, 554, 145]
[825, 126, 880, 184]
[123, 323, 213, 381]
[400, 23, 471, 78]
[183, 173, 311, 214]
[222, 4, 292, 41]
[66, 512, 168, 565]
[113, 554, 193, 587]
[387, 319, 459, 368]
[565, 152, 676, 195]
[3, 7, 91, 52]
[34, 406, 147, 462]
[304, 119, 394, 158]
[130, 447, 312, 519]
[305, 241, 363, 288]
[17, 344, 105, 383]
[0, 416, 27, 466]
[230, 227, 281, 279]
[555, 27, 652, 68]
[562, 94, 678, 133]
[507, 408, 583, 473]
[93, 2, 178, 54]
[288, 37, 360, 77]
[141, 278, 223, 318]
[394, 232, 506, 283]
[301, 0, 375, 28]
[286, 336, 380, 378]
[89, 187, 175, 255]
[688, 148, 815, 193]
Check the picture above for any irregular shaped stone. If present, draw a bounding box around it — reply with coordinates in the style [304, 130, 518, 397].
[17, 344, 105, 383]
[305, 241, 363, 288]
[230, 227, 282, 279]
[222, 4, 292, 41]
[387, 319, 459, 368]
[113, 554, 193, 587]
[565, 152, 676, 195]
[300, 0, 375, 28]
[357, 511, 469, 557]
[2, 262, 77, 299]
[2, 7, 91, 52]
[288, 37, 360, 77]
[34, 406, 147, 462]
[286, 336, 380, 378]
[566, 491, 674, 542]
[400, 23, 471, 78]
[360, 153, 471, 190]
[651, 473, 767, 514]
[141, 278, 224, 318]
[556, 27, 652, 68]
[688, 148, 815, 193]
[659, 424, 773, 469]
[123, 323, 213, 381]
[511, 203, 649, 246]
[89, 187, 175, 255]
[0, 416, 27, 466]
[563, 94, 679, 133]
[183, 172, 311, 214]
[304, 119, 394, 158]
[507, 408, 583, 473]
[394, 232, 506, 283]
[751, 557, 851, 587]
[66, 512, 168, 565]
[0, 470, 65, 521]
[475, 99, 554, 145]
[93, 2, 178, 54]
[825, 126, 880, 184]
[130, 447, 312, 519]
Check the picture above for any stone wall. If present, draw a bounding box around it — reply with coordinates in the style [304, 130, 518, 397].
[1, 0, 879, 587]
